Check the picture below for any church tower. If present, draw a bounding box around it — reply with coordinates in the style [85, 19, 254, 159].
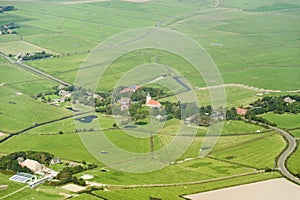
[146, 93, 151, 104]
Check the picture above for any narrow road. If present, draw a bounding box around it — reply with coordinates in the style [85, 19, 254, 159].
[269, 126, 300, 184]
[247, 120, 300, 184]
[0, 53, 71, 87]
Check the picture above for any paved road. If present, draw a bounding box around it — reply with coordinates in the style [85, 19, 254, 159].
[0, 53, 71, 87]
[269, 126, 300, 184]
[249, 120, 300, 184]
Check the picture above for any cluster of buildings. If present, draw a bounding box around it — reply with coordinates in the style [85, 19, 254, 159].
[9, 157, 60, 188]
[52, 89, 72, 104]
[118, 84, 161, 111]
[0, 22, 17, 35]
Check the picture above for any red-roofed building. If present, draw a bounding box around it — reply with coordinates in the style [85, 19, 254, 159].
[145, 93, 161, 108]
[237, 108, 248, 115]
[120, 85, 140, 93]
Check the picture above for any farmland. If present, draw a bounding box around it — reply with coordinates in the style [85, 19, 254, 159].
[0, 0, 299, 199]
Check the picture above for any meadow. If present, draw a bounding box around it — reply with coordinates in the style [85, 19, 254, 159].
[261, 113, 300, 129]
[287, 140, 300, 175]
[0, 0, 298, 91]
[0, 0, 299, 199]
[0, 62, 71, 133]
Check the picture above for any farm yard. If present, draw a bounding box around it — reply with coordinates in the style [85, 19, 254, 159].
[0, 0, 300, 199]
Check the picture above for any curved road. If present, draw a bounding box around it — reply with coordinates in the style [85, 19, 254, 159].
[269, 126, 300, 184]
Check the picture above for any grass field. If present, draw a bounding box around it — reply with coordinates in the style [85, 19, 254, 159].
[0, 172, 25, 197]
[0, 0, 298, 91]
[90, 172, 281, 200]
[287, 140, 300, 175]
[261, 113, 300, 129]
[210, 132, 285, 169]
[0, 40, 57, 55]
[0, 0, 299, 199]
[0, 62, 71, 133]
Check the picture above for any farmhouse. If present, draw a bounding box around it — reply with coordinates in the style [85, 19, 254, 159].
[284, 96, 296, 104]
[58, 90, 71, 98]
[93, 94, 103, 101]
[19, 159, 45, 173]
[145, 93, 161, 108]
[237, 108, 247, 115]
[119, 97, 131, 110]
[120, 85, 140, 93]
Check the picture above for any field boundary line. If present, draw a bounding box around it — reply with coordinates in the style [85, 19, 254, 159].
[196, 83, 300, 93]
[102, 171, 264, 189]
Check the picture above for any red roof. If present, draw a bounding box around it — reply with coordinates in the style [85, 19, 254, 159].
[146, 99, 161, 108]
[237, 108, 247, 115]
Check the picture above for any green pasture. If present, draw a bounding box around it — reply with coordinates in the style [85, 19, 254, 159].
[0, 41, 57, 55]
[289, 130, 300, 138]
[0, 132, 100, 164]
[211, 132, 285, 169]
[0, 173, 25, 197]
[77, 156, 252, 185]
[0, 63, 70, 133]
[0, 0, 298, 90]
[91, 172, 280, 200]
[261, 113, 300, 129]
[0, 34, 20, 43]
[287, 140, 300, 175]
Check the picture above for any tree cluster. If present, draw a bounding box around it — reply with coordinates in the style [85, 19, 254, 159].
[0, 151, 54, 173]
[51, 163, 96, 186]
[0, 22, 18, 34]
[0, 6, 16, 13]
[250, 95, 300, 115]
[21, 51, 53, 61]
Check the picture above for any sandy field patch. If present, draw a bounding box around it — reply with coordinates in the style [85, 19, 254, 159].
[61, 184, 86, 192]
[0, 132, 6, 137]
[16, 92, 23, 96]
[0, 185, 8, 190]
[62, 0, 110, 4]
[184, 178, 300, 200]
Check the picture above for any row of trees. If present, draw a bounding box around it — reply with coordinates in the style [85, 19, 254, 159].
[21, 51, 53, 61]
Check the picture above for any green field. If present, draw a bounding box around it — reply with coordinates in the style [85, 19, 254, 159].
[90, 172, 280, 200]
[261, 113, 300, 129]
[0, 0, 298, 90]
[287, 140, 300, 175]
[0, 0, 299, 199]
[0, 62, 71, 133]
[0, 41, 57, 55]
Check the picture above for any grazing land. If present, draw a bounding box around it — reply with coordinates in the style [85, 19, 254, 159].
[0, 0, 299, 199]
